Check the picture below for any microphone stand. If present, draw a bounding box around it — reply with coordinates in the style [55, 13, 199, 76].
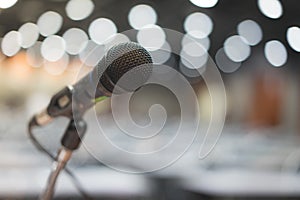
[41, 118, 87, 200]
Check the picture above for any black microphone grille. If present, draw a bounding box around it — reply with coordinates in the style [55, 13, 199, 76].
[98, 42, 153, 93]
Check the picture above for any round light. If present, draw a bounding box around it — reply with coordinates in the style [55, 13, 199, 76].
[79, 40, 105, 67]
[66, 0, 94, 21]
[88, 18, 117, 45]
[63, 28, 88, 55]
[104, 33, 130, 50]
[224, 35, 251, 62]
[184, 12, 213, 39]
[182, 41, 207, 57]
[189, 0, 218, 8]
[137, 25, 166, 51]
[149, 42, 171, 65]
[44, 53, 69, 76]
[181, 34, 210, 51]
[180, 52, 208, 70]
[26, 42, 43, 68]
[179, 62, 205, 78]
[215, 48, 241, 73]
[18, 23, 39, 48]
[0, 0, 18, 9]
[180, 41, 208, 69]
[264, 40, 287, 67]
[237, 19, 262, 46]
[258, 0, 283, 19]
[37, 11, 63, 37]
[128, 4, 157, 30]
[41, 35, 66, 62]
[1, 31, 21, 57]
[287, 26, 300, 52]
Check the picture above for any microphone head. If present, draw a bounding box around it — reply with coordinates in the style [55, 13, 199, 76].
[98, 42, 153, 93]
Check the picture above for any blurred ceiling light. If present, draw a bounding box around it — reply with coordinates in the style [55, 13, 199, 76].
[66, 0, 94, 21]
[88, 18, 117, 45]
[0, 0, 18, 9]
[149, 42, 171, 65]
[181, 33, 210, 51]
[63, 28, 88, 55]
[224, 35, 251, 62]
[215, 48, 241, 73]
[264, 40, 287, 67]
[184, 12, 213, 39]
[180, 41, 208, 69]
[1, 31, 21, 57]
[287, 26, 300, 52]
[26, 42, 43, 68]
[179, 62, 205, 78]
[18, 22, 39, 48]
[104, 33, 130, 50]
[189, 0, 218, 8]
[41, 35, 66, 62]
[258, 0, 283, 19]
[128, 4, 157, 30]
[79, 40, 105, 67]
[44, 53, 69, 76]
[137, 25, 166, 51]
[37, 11, 63, 37]
[182, 41, 207, 57]
[237, 19, 262, 46]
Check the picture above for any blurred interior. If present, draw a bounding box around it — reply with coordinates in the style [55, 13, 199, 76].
[1, 0, 300, 199]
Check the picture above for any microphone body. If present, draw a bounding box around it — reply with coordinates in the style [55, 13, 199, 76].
[30, 42, 152, 126]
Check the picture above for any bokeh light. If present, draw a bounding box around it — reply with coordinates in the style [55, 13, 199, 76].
[264, 40, 287, 67]
[215, 48, 242, 73]
[44, 53, 69, 76]
[104, 33, 130, 50]
[179, 35, 209, 81]
[0, 0, 18, 9]
[37, 11, 63, 37]
[88, 18, 117, 45]
[63, 28, 88, 55]
[181, 33, 210, 51]
[224, 35, 251, 62]
[66, 0, 94, 21]
[237, 19, 263, 46]
[79, 40, 105, 67]
[137, 25, 166, 51]
[184, 12, 213, 39]
[41, 35, 66, 62]
[182, 41, 207, 57]
[179, 61, 205, 78]
[1, 31, 21, 57]
[258, 0, 283, 19]
[18, 22, 39, 48]
[128, 4, 157, 30]
[149, 42, 171, 65]
[180, 41, 208, 69]
[286, 26, 300, 52]
[189, 0, 218, 8]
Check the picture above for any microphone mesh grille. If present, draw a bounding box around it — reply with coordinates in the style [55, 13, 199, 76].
[98, 42, 153, 93]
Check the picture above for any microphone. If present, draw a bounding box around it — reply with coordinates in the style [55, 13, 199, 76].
[30, 42, 153, 127]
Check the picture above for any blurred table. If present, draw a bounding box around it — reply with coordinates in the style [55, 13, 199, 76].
[179, 168, 300, 198]
[1, 108, 300, 199]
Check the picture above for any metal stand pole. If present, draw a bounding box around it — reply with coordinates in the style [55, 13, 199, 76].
[40, 118, 87, 200]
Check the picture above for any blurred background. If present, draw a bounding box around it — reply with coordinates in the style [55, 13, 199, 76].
[0, 0, 300, 199]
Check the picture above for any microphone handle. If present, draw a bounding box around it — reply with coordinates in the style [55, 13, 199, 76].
[31, 65, 112, 127]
